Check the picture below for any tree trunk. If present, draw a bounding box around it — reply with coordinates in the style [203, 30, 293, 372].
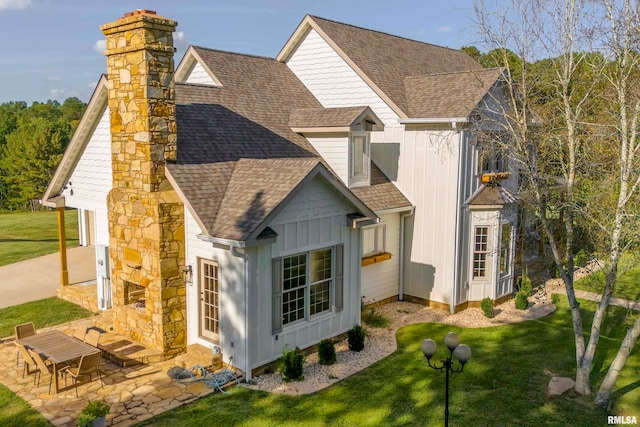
[595, 316, 640, 408]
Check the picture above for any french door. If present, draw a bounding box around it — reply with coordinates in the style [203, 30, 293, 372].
[199, 259, 220, 342]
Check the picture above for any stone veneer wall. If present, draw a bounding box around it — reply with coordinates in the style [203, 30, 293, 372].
[101, 10, 186, 357]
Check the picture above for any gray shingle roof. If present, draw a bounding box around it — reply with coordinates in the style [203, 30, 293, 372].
[168, 47, 410, 239]
[309, 16, 482, 117]
[467, 184, 517, 207]
[404, 69, 503, 118]
[289, 106, 369, 128]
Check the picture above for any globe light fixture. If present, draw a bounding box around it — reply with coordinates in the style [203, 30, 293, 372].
[421, 332, 472, 427]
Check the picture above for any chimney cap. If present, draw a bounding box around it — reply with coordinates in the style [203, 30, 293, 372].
[122, 9, 156, 18]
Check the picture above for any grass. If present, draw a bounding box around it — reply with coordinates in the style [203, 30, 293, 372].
[140, 298, 639, 426]
[0, 384, 49, 427]
[0, 209, 79, 267]
[575, 253, 640, 301]
[0, 297, 93, 339]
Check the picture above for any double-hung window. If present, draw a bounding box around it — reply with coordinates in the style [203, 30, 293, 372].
[473, 226, 489, 278]
[282, 248, 333, 326]
[499, 224, 512, 276]
[349, 131, 370, 187]
[273, 245, 344, 333]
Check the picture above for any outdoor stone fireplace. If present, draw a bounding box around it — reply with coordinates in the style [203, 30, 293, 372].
[102, 10, 186, 358]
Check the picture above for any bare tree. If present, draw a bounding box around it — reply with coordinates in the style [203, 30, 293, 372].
[473, 0, 639, 407]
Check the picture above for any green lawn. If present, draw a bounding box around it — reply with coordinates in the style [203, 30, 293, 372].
[0, 297, 93, 339]
[141, 299, 639, 426]
[0, 210, 79, 267]
[575, 253, 640, 301]
[0, 384, 49, 427]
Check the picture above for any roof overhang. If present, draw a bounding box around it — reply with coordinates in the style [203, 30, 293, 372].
[399, 117, 468, 126]
[174, 46, 223, 86]
[41, 76, 109, 208]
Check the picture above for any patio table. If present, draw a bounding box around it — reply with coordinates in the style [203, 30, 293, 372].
[16, 329, 99, 394]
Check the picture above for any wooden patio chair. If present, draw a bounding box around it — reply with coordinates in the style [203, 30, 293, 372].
[84, 329, 101, 347]
[14, 322, 36, 366]
[30, 351, 55, 394]
[72, 325, 87, 341]
[14, 342, 37, 379]
[62, 351, 103, 397]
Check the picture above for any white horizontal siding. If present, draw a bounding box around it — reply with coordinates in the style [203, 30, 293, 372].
[64, 107, 112, 210]
[185, 61, 216, 86]
[362, 213, 400, 303]
[306, 136, 348, 186]
[286, 29, 399, 125]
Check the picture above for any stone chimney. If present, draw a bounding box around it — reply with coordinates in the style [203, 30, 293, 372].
[101, 10, 186, 357]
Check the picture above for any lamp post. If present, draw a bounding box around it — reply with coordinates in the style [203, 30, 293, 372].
[421, 332, 472, 427]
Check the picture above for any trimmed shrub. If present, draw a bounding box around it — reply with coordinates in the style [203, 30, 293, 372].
[318, 338, 337, 365]
[279, 346, 305, 381]
[348, 324, 367, 352]
[519, 268, 533, 297]
[551, 293, 560, 305]
[481, 297, 494, 318]
[515, 290, 529, 310]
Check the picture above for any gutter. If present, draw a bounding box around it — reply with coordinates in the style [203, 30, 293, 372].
[399, 117, 468, 125]
[198, 234, 245, 248]
[451, 128, 465, 314]
[230, 245, 251, 381]
[398, 206, 415, 300]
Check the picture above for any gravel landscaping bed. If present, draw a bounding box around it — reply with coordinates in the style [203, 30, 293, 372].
[243, 287, 556, 395]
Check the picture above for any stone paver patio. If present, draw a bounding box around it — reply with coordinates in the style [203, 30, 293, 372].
[0, 319, 220, 427]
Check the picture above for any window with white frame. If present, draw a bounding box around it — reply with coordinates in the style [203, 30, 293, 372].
[350, 131, 370, 187]
[473, 226, 489, 278]
[282, 248, 333, 325]
[499, 224, 512, 276]
[477, 132, 509, 174]
[362, 224, 386, 257]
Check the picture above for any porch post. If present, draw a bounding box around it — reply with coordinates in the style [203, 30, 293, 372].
[57, 206, 69, 286]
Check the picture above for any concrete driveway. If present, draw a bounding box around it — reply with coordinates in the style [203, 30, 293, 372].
[0, 246, 95, 309]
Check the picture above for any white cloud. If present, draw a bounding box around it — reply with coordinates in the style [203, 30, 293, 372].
[173, 31, 185, 42]
[50, 88, 64, 97]
[438, 26, 452, 32]
[0, 0, 31, 12]
[88, 81, 98, 88]
[93, 39, 106, 54]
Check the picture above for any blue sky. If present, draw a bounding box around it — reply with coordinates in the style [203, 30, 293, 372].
[0, 0, 480, 103]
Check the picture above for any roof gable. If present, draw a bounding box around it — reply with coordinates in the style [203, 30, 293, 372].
[175, 46, 222, 86]
[404, 69, 504, 119]
[278, 15, 482, 118]
[42, 76, 109, 207]
[289, 106, 381, 132]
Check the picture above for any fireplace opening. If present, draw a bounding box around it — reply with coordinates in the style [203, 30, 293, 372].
[124, 281, 146, 308]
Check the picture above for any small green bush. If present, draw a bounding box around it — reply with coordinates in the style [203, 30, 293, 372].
[76, 400, 110, 427]
[481, 297, 494, 318]
[515, 290, 529, 310]
[551, 293, 560, 305]
[574, 249, 590, 268]
[279, 346, 305, 382]
[519, 268, 532, 297]
[318, 338, 336, 365]
[348, 324, 367, 352]
[361, 304, 390, 328]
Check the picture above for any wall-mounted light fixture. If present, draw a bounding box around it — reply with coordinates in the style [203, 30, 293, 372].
[183, 265, 193, 285]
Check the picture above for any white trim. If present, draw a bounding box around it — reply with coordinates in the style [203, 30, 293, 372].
[375, 206, 414, 215]
[399, 117, 468, 124]
[197, 234, 245, 248]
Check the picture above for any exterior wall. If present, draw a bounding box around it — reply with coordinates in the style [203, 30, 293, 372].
[398, 126, 461, 305]
[184, 209, 247, 372]
[185, 61, 216, 85]
[306, 134, 349, 185]
[250, 175, 361, 370]
[285, 28, 399, 125]
[361, 212, 400, 303]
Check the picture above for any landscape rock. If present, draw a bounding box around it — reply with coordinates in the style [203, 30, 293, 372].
[547, 376, 575, 396]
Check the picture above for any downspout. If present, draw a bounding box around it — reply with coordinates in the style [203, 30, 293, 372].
[230, 245, 252, 381]
[450, 123, 464, 314]
[398, 207, 415, 300]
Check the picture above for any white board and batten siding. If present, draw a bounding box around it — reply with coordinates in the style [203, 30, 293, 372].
[184, 208, 247, 371]
[361, 213, 400, 303]
[184, 61, 217, 86]
[285, 28, 399, 126]
[63, 107, 113, 247]
[250, 175, 361, 370]
[306, 135, 349, 185]
[398, 128, 462, 304]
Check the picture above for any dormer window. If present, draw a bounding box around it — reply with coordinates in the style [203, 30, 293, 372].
[477, 131, 509, 174]
[350, 131, 370, 188]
